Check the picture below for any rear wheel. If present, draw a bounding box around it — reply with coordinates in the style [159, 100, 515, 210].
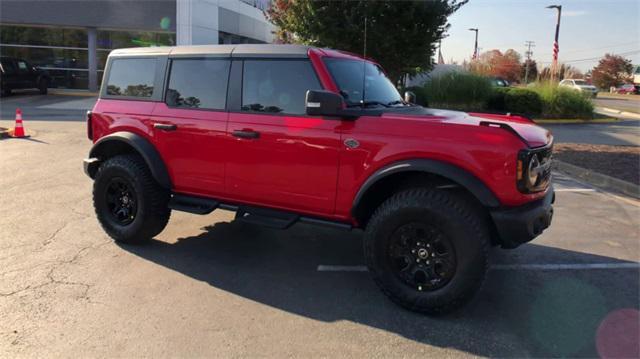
[93, 154, 171, 244]
[364, 189, 489, 315]
[38, 78, 48, 95]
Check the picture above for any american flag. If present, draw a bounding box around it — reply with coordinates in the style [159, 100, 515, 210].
[552, 41, 559, 61]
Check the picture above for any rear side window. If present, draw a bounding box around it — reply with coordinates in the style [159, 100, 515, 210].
[105, 58, 156, 98]
[241, 60, 321, 115]
[166, 59, 230, 110]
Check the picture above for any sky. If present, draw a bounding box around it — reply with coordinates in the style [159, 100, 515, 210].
[442, 0, 640, 72]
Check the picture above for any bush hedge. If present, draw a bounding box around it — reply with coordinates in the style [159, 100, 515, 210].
[414, 75, 593, 119]
[530, 83, 594, 119]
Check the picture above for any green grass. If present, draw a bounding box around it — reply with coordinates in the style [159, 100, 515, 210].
[423, 72, 492, 111]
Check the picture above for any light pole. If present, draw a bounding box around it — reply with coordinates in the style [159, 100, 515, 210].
[547, 5, 562, 81]
[468, 28, 479, 60]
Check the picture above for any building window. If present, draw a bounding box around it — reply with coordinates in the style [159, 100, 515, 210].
[166, 59, 230, 109]
[0, 25, 175, 89]
[105, 58, 156, 98]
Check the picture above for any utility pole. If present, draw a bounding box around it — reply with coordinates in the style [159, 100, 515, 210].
[524, 40, 535, 83]
[468, 28, 479, 60]
[546, 5, 562, 81]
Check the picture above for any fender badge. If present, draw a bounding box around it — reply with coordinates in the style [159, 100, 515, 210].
[344, 138, 359, 149]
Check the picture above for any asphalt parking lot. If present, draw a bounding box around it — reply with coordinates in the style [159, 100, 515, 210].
[1, 105, 639, 357]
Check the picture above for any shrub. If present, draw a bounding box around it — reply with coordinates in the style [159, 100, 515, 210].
[503, 88, 543, 116]
[423, 72, 493, 111]
[487, 87, 509, 112]
[530, 83, 594, 119]
[403, 86, 429, 106]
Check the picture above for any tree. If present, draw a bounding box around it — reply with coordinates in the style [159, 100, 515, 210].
[468, 49, 522, 83]
[267, 0, 468, 84]
[591, 53, 633, 89]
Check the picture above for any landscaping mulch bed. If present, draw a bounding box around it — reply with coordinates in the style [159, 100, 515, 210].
[554, 143, 640, 185]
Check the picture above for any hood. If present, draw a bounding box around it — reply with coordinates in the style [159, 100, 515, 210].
[380, 108, 552, 148]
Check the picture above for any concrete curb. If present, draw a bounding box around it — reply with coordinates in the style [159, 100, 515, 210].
[597, 107, 640, 120]
[554, 160, 639, 199]
[535, 118, 619, 124]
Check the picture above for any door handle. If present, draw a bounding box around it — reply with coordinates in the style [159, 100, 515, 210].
[153, 123, 177, 131]
[232, 130, 260, 139]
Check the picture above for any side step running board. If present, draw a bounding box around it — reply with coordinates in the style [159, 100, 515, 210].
[169, 193, 352, 231]
[169, 194, 219, 215]
[235, 206, 299, 229]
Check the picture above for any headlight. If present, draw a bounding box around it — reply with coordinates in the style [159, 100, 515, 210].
[517, 145, 552, 193]
[527, 154, 540, 186]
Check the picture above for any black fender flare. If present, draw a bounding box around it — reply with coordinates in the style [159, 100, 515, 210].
[352, 159, 501, 214]
[87, 131, 172, 189]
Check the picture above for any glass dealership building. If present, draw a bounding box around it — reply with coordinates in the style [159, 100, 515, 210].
[0, 0, 273, 90]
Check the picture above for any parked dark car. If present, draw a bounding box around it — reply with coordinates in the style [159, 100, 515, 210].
[0, 56, 51, 96]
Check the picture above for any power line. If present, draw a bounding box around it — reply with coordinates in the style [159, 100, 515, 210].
[538, 49, 640, 64]
[538, 40, 640, 57]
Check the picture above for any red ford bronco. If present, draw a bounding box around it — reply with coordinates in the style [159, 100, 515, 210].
[84, 45, 554, 314]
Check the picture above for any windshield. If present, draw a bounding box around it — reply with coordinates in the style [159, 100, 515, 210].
[323, 58, 403, 107]
[574, 80, 588, 85]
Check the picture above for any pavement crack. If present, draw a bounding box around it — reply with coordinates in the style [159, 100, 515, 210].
[0, 242, 108, 300]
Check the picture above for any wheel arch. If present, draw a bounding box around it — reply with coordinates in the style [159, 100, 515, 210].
[351, 159, 500, 226]
[86, 131, 172, 189]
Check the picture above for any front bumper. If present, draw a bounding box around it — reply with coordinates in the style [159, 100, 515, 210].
[490, 187, 555, 249]
[83, 157, 100, 179]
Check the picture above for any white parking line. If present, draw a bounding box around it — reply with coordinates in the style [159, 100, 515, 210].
[317, 262, 640, 272]
[555, 188, 597, 192]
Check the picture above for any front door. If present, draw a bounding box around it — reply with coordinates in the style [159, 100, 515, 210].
[226, 59, 341, 216]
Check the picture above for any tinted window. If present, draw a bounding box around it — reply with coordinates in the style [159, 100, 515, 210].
[166, 59, 230, 109]
[242, 60, 321, 115]
[106, 58, 156, 98]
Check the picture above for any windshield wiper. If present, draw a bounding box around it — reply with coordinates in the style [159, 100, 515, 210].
[386, 100, 407, 107]
[347, 100, 390, 108]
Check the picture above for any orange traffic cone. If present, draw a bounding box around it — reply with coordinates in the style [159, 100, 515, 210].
[13, 108, 25, 138]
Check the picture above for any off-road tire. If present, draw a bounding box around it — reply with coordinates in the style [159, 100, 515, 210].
[364, 188, 489, 315]
[93, 154, 171, 244]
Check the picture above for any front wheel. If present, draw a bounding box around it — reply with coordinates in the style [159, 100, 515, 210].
[93, 154, 171, 244]
[364, 189, 489, 315]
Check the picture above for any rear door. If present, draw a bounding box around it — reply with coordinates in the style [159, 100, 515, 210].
[1, 59, 20, 89]
[151, 57, 231, 197]
[16, 59, 36, 88]
[226, 58, 341, 216]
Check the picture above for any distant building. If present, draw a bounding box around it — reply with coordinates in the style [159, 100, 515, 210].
[0, 0, 274, 90]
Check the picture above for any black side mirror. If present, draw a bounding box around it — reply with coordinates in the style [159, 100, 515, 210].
[305, 90, 347, 117]
[404, 91, 416, 104]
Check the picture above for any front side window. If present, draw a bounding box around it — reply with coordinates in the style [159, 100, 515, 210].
[323, 58, 403, 107]
[166, 59, 230, 109]
[105, 58, 156, 98]
[242, 60, 321, 115]
[17, 60, 28, 71]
